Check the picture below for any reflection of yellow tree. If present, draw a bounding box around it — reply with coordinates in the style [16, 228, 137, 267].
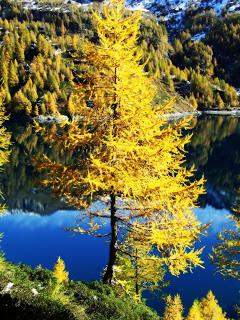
[0, 123, 78, 214]
[211, 213, 240, 280]
[188, 116, 239, 169]
[36, 0, 204, 288]
[0, 95, 11, 212]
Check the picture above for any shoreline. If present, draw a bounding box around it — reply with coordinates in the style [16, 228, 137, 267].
[165, 109, 240, 120]
[33, 109, 240, 123]
[201, 109, 240, 115]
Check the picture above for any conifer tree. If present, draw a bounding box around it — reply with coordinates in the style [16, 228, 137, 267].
[40, 102, 47, 115]
[16, 41, 25, 62]
[199, 291, 228, 320]
[1, 63, 9, 90]
[45, 92, 59, 114]
[29, 84, 38, 103]
[186, 300, 204, 320]
[9, 62, 19, 87]
[60, 21, 66, 36]
[189, 94, 198, 109]
[36, 0, 204, 286]
[53, 257, 69, 284]
[216, 93, 224, 110]
[163, 295, 184, 320]
[67, 94, 75, 116]
[13, 90, 32, 114]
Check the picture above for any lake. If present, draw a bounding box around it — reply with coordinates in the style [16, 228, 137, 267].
[0, 115, 239, 318]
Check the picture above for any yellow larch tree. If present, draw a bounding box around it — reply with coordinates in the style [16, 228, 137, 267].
[199, 291, 228, 320]
[36, 0, 205, 287]
[162, 294, 184, 320]
[53, 257, 69, 284]
[186, 300, 204, 320]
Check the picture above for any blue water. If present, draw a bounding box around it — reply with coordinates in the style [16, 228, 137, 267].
[0, 206, 239, 317]
[0, 116, 240, 317]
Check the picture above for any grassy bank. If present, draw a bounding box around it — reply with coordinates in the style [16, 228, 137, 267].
[0, 257, 159, 320]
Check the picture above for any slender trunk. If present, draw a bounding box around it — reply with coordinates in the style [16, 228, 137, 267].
[103, 67, 119, 285]
[103, 193, 118, 284]
[135, 249, 139, 295]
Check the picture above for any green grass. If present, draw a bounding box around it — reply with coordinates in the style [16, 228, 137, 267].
[0, 259, 160, 320]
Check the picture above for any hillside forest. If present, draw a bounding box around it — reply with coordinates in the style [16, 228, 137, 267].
[0, 0, 239, 117]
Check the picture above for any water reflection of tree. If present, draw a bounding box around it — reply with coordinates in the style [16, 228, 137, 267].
[211, 213, 240, 280]
[0, 100, 11, 212]
[4, 115, 240, 214]
[187, 116, 240, 209]
[0, 123, 77, 214]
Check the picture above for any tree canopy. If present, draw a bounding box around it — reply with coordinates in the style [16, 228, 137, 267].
[36, 0, 204, 295]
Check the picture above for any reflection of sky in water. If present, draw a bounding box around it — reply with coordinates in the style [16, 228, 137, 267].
[0, 205, 239, 318]
[194, 206, 233, 233]
[0, 209, 108, 281]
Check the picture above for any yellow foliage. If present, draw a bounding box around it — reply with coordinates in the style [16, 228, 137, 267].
[199, 291, 228, 320]
[113, 249, 165, 301]
[0, 92, 11, 213]
[36, 0, 205, 288]
[163, 294, 184, 320]
[211, 213, 240, 280]
[186, 300, 204, 320]
[0, 96, 10, 168]
[53, 257, 69, 284]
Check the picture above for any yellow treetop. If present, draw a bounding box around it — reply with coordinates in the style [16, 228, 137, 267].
[53, 257, 69, 284]
[186, 300, 204, 320]
[163, 294, 184, 320]
[199, 291, 228, 320]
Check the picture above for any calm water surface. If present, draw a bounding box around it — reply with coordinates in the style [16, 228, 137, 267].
[0, 115, 239, 317]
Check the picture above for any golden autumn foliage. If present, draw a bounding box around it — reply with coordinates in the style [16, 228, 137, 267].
[165, 291, 228, 320]
[0, 93, 11, 213]
[53, 257, 69, 284]
[0, 98, 10, 168]
[211, 213, 240, 280]
[199, 291, 228, 320]
[186, 301, 203, 320]
[163, 294, 184, 320]
[113, 249, 166, 301]
[51, 257, 71, 307]
[35, 0, 205, 288]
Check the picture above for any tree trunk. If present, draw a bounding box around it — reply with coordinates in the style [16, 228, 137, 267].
[103, 193, 118, 285]
[103, 66, 119, 285]
[135, 249, 139, 296]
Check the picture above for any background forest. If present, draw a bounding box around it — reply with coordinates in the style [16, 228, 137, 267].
[0, 0, 239, 117]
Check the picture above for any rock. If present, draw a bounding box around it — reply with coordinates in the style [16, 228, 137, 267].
[31, 288, 39, 295]
[34, 114, 69, 124]
[1, 282, 14, 294]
